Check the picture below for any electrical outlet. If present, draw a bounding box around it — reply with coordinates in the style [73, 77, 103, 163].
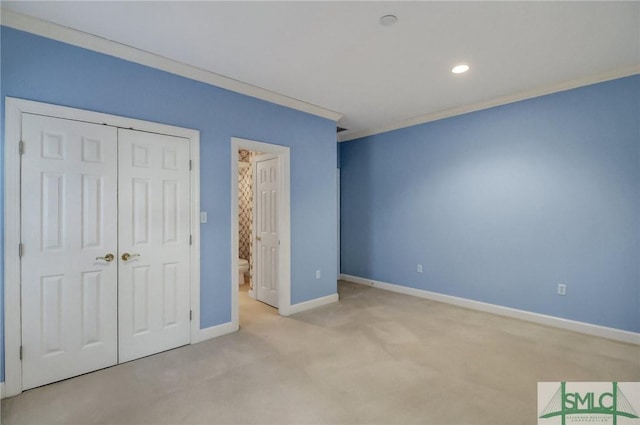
[417, 264, 423, 273]
[315, 270, 321, 279]
[557, 284, 566, 296]
[200, 211, 207, 223]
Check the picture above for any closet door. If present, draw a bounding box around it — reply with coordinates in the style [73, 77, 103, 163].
[21, 114, 118, 390]
[117, 129, 191, 362]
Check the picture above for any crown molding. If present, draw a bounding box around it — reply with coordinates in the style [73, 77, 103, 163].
[339, 65, 640, 142]
[0, 9, 343, 122]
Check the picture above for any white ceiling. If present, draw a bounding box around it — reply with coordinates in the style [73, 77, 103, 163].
[3, 1, 639, 139]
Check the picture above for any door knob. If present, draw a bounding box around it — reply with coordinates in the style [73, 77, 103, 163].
[96, 253, 114, 262]
[121, 253, 140, 261]
[256, 236, 261, 241]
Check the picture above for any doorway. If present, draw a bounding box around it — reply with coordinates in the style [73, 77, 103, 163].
[4, 98, 201, 397]
[230, 137, 291, 328]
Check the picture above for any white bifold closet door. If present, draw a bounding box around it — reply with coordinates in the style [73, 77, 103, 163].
[21, 114, 119, 390]
[117, 129, 191, 363]
[21, 114, 191, 390]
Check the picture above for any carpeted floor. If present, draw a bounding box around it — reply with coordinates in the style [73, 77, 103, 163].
[2, 280, 638, 424]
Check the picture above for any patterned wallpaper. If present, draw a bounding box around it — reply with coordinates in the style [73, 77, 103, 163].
[239, 149, 253, 264]
[238, 149, 263, 279]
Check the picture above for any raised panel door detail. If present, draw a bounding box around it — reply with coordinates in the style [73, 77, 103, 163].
[259, 245, 268, 291]
[41, 173, 65, 251]
[133, 266, 150, 335]
[41, 275, 64, 355]
[132, 144, 150, 168]
[82, 175, 102, 248]
[162, 263, 178, 327]
[270, 247, 278, 291]
[81, 271, 102, 347]
[270, 190, 277, 233]
[41, 132, 65, 160]
[132, 179, 150, 245]
[259, 168, 267, 184]
[269, 167, 276, 183]
[163, 180, 178, 244]
[163, 148, 178, 170]
[258, 246, 278, 294]
[260, 191, 269, 232]
[82, 137, 102, 163]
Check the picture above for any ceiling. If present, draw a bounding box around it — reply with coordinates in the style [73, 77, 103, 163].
[2, 1, 639, 140]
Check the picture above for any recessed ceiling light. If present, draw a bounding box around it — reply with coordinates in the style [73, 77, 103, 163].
[451, 64, 470, 74]
[379, 15, 398, 26]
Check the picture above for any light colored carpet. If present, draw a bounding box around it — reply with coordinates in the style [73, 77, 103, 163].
[2, 281, 638, 424]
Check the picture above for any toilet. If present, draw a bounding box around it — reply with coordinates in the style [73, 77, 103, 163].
[238, 258, 249, 286]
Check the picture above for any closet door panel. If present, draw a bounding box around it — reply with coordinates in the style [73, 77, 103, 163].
[118, 128, 191, 363]
[21, 114, 118, 390]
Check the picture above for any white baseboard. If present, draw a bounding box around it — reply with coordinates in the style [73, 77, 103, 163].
[288, 293, 339, 315]
[340, 274, 640, 345]
[192, 293, 339, 342]
[192, 321, 238, 344]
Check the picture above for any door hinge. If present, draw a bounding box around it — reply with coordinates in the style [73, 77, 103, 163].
[189, 160, 192, 171]
[19, 346, 23, 360]
[189, 310, 193, 321]
[189, 234, 192, 245]
[19, 243, 23, 258]
[19, 141, 24, 155]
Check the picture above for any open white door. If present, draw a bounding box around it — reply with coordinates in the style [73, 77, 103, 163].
[254, 154, 280, 307]
[117, 129, 192, 363]
[21, 114, 119, 390]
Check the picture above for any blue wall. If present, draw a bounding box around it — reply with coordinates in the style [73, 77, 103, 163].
[0, 27, 338, 382]
[341, 75, 640, 333]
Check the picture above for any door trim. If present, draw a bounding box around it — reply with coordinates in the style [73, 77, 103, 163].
[230, 137, 291, 327]
[3, 97, 201, 397]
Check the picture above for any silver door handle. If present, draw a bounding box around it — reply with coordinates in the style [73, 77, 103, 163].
[256, 236, 261, 241]
[121, 253, 140, 261]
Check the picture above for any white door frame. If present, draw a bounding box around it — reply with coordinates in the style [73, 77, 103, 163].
[336, 168, 341, 280]
[3, 97, 201, 397]
[230, 137, 291, 326]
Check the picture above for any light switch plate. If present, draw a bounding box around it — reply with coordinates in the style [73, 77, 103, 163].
[200, 212, 207, 223]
